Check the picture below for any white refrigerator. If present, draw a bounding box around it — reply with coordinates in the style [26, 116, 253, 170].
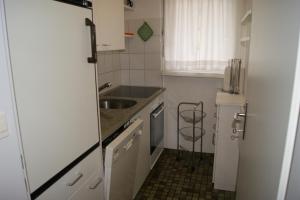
[4, 0, 101, 199]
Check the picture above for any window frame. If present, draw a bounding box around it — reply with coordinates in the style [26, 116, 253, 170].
[161, 0, 234, 78]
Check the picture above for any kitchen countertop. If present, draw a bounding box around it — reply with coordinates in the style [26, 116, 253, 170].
[216, 91, 246, 106]
[100, 86, 166, 141]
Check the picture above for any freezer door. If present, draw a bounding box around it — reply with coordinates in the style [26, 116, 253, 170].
[4, 0, 100, 193]
[105, 119, 143, 200]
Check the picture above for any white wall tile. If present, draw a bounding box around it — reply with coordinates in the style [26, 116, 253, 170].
[125, 20, 130, 33]
[130, 53, 145, 69]
[129, 37, 145, 53]
[145, 70, 162, 87]
[120, 54, 130, 69]
[145, 53, 161, 70]
[113, 70, 121, 86]
[98, 70, 122, 93]
[145, 36, 161, 53]
[112, 53, 120, 70]
[145, 18, 161, 35]
[97, 53, 105, 74]
[98, 52, 114, 74]
[120, 39, 130, 54]
[124, 16, 163, 88]
[98, 72, 113, 93]
[130, 69, 145, 86]
[128, 19, 144, 33]
[121, 69, 130, 85]
[104, 53, 113, 71]
[97, 53, 105, 66]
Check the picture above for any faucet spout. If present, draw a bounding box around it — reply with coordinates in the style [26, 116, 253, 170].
[98, 82, 112, 92]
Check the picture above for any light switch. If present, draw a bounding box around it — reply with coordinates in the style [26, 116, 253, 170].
[0, 112, 9, 139]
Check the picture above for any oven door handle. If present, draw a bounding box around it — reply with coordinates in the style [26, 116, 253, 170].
[152, 106, 165, 119]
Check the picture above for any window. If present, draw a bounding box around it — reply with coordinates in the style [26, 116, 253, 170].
[163, 0, 238, 76]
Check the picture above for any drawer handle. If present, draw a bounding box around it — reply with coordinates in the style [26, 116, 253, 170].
[137, 129, 142, 136]
[89, 177, 103, 190]
[213, 112, 217, 118]
[67, 173, 83, 186]
[102, 43, 111, 46]
[124, 138, 133, 151]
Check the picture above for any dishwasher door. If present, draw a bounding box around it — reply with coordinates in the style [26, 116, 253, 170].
[104, 119, 143, 200]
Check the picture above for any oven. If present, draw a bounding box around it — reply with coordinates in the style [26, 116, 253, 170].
[150, 103, 164, 167]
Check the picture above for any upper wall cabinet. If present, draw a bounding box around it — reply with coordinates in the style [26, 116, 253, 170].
[93, 0, 125, 51]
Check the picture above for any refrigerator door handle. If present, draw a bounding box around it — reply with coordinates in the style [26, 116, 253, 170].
[85, 18, 97, 63]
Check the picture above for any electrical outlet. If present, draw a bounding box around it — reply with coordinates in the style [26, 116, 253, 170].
[0, 112, 9, 139]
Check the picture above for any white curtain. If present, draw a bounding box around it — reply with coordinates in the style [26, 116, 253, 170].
[164, 0, 238, 74]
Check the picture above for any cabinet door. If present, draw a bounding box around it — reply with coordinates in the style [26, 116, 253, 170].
[36, 148, 103, 200]
[214, 105, 240, 191]
[94, 0, 125, 51]
[69, 170, 104, 200]
[133, 106, 151, 197]
[133, 94, 164, 198]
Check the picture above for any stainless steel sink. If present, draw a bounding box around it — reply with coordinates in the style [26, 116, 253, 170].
[100, 99, 137, 109]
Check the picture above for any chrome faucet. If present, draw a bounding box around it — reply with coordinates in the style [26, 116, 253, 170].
[98, 82, 112, 92]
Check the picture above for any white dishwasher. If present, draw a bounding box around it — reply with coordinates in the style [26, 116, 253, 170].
[104, 119, 143, 200]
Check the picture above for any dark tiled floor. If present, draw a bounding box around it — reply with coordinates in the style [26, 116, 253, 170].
[135, 149, 236, 200]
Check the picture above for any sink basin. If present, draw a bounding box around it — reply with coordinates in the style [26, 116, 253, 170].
[100, 99, 137, 109]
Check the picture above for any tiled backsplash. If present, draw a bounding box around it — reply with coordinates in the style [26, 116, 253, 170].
[97, 51, 121, 93]
[121, 18, 163, 87]
[97, 18, 163, 91]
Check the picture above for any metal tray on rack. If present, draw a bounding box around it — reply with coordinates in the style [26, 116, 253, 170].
[179, 127, 206, 142]
[180, 110, 207, 124]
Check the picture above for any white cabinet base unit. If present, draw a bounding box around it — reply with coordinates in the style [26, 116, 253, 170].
[132, 93, 165, 198]
[93, 0, 125, 51]
[213, 92, 245, 191]
[36, 147, 104, 200]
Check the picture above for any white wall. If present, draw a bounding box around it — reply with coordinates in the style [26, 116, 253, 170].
[163, 76, 223, 153]
[286, 113, 300, 200]
[0, 1, 29, 199]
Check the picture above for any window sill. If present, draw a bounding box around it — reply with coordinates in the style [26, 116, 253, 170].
[162, 71, 224, 79]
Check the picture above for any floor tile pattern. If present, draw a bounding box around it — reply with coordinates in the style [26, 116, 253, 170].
[135, 149, 236, 200]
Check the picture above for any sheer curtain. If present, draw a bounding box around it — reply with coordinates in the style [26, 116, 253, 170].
[164, 0, 238, 74]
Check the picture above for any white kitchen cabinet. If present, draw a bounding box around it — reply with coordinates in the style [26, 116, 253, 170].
[132, 105, 151, 197]
[132, 93, 164, 198]
[93, 0, 125, 51]
[213, 92, 245, 191]
[36, 148, 104, 200]
[69, 170, 104, 200]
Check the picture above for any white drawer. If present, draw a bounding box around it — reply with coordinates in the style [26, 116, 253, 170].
[69, 169, 104, 200]
[36, 147, 102, 200]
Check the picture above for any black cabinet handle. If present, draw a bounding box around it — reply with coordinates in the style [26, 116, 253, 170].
[85, 18, 97, 63]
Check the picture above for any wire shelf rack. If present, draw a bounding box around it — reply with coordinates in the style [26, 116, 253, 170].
[177, 101, 206, 171]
